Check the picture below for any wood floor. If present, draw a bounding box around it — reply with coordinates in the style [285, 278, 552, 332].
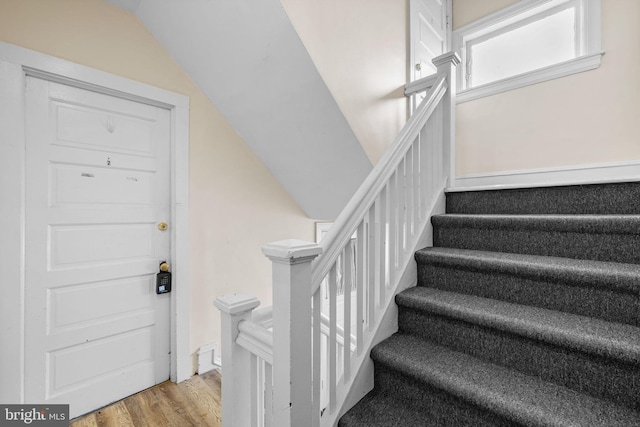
[70, 369, 222, 427]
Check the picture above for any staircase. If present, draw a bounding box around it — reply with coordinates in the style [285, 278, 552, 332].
[339, 182, 640, 426]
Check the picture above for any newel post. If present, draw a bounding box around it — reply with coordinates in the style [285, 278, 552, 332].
[214, 293, 260, 427]
[433, 51, 461, 188]
[262, 239, 323, 427]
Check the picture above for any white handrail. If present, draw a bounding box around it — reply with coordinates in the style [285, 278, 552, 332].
[311, 74, 447, 294]
[320, 312, 356, 352]
[404, 73, 440, 96]
[251, 305, 356, 354]
[236, 319, 273, 364]
[252, 306, 273, 328]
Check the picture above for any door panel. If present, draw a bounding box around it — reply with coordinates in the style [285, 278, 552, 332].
[25, 77, 171, 418]
[53, 87, 157, 156]
[49, 276, 154, 330]
[50, 163, 155, 206]
[49, 327, 154, 391]
[50, 223, 155, 267]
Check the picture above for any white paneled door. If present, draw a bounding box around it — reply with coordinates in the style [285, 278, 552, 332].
[24, 77, 171, 418]
[410, 0, 449, 80]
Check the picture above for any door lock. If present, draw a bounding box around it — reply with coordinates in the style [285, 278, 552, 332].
[156, 261, 172, 294]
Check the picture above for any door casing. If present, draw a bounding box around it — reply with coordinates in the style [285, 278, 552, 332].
[0, 41, 191, 403]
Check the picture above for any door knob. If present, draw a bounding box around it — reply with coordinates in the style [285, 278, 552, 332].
[158, 222, 168, 231]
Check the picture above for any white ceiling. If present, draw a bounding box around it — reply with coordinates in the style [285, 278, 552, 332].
[105, 0, 372, 220]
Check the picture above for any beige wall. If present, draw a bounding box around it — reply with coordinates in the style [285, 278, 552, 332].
[453, 0, 640, 175]
[0, 0, 315, 373]
[280, 0, 408, 165]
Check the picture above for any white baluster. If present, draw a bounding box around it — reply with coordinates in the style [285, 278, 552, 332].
[356, 221, 365, 355]
[343, 239, 354, 382]
[265, 362, 273, 427]
[378, 188, 387, 300]
[367, 206, 376, 330]
[251, 355, 259, 427]
[328, 263, 337, 411]
[413, 138, 421, 225]
[389, 171, 398, 283]
[406, 147, 415, 238]
[399, 157, 407, 255]
[312, 290, 321, 427]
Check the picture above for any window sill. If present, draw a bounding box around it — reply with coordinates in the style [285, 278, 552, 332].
[456, 52, 603, 104]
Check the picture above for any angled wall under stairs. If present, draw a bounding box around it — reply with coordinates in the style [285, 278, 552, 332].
[339, 182, 640, 426]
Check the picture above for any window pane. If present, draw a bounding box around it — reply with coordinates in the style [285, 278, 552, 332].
[470, 8, 576, 87]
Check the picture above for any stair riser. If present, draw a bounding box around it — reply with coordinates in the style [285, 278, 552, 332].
[417, 263, 640, 327]
[446, 183, 640, 215]
[433, 227, 640, 264]
[398, 308, 640, 410]
[372, 364, 518, 427]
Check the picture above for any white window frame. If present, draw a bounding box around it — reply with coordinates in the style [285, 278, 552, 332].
[453, 0, 602, 103]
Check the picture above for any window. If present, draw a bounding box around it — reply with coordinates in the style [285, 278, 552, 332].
[454, 0, 601, 102]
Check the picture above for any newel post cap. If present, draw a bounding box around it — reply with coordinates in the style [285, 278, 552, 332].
[214, 293, 260, 315]
[262, 239, 323, 263]
[432, 51, 461, 68]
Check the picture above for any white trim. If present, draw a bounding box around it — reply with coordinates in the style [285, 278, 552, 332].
[404, 73, 439, 97]
[0, 42, 191, 406]
[197, 342, 220, 374]
[450, 161, 640, 192]
[456, 52, 602, 103]
[456, 0, 575, 42]
[453, 0, 601, 101]
[315, 222, 333, 243]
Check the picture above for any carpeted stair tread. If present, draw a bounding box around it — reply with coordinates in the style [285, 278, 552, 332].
[432, 214, 640, 264]
[337, 390, 435, 427]
[372, 333, 640, 427]
[415, 247, 640, 295]
[396, 287, 640, 364]
[445, 182, 640, 215]
[432, 214, 640, 234]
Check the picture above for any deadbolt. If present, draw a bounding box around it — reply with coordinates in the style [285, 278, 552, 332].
[158, 222, 168, 231]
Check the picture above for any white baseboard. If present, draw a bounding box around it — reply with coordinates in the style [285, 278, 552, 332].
[197, 342, 220, 374]
[450, 160, 640, 192]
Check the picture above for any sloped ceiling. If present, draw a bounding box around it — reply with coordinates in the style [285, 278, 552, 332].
[106, 0, 372, 220]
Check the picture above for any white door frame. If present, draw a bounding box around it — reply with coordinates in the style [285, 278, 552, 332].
[0, 41, 191, 404]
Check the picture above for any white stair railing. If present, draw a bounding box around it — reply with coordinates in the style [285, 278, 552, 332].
[215, 52, 460, 427]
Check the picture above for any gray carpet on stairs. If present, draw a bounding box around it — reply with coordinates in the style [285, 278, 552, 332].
[338, 182, 640, 427]
[445, 182, 640, 215]
[432, 214, 640, 264]
[415, 247, 640, 326]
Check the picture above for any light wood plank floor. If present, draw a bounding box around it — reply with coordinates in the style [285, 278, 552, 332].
[70, 369, 222, 427]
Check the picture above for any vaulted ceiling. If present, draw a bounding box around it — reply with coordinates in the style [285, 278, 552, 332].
[106, 0, 372, 220]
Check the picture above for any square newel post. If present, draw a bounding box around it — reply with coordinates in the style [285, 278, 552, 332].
[432, 51, 461, 188]
[214, 293, 261, 427]
[262, 239, 323, 427]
